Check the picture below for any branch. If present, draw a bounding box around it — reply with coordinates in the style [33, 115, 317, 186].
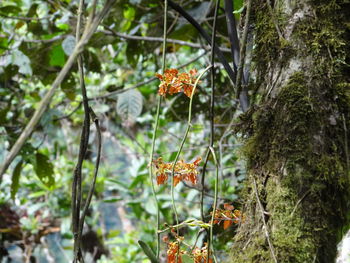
[100, 28, 231, 53]
[0, 34, 67, 44]
[0, 13, 52, 21]
[224, 0, 240, 69]
[167, 0, 237, 86]
[92, 52, 207, 100]
[0, 0, 114, 180]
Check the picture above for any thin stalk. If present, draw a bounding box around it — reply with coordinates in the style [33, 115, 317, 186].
[201, 0, 219, 226]
[148, 0, 168, 259]
[206, 1, 219, 262]
[170, 65, 212, 237]
[208, 147, 219, 263]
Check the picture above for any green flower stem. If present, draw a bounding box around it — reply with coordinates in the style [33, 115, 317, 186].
[148, 0, 168, 259]
[170, 65, 212, 238]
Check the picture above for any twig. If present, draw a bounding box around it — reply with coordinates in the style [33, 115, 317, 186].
[5, 34, 67, 44]
[290, 190, 310, 217]
[0, 13, 52, 21]
[252, 177, 278, 263]
[191, 229, 205, 252]
[0, 0, 114, 180]
[158, 219, 211, 234]
[167, 0, 237, 87]
[101, 29, 231, 53]
[208, 147, 219, 263]
[235, 0, 252, 112]
[92, 52, 207, 100]
[53, 102, 82, 121]
[200, 149, 211, 221]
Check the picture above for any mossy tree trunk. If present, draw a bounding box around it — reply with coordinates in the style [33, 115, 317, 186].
[231, 1, 350, 262]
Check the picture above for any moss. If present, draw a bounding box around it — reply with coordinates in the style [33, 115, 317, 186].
[230, 0, 350, 262]
[265, 178, 316, 262]
[233, 69, 350, 262]
[251, 1, 294, 87]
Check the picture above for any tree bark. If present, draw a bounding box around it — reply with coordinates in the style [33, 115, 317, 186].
[231, 1, 350, 262]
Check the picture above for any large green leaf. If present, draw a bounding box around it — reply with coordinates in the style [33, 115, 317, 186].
[62, 35, 76, 56]
[0, 5, 21, 15]
[138, 240, 159, 263]
[11, 49, 32, 75]
[49, 44, 66, 67]
[34, 152, 55, 187]
[11, 160, 23, 200]
[116, 89, 143, 123]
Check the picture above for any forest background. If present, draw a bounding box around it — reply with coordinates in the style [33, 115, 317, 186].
[0, 0, 349, 263]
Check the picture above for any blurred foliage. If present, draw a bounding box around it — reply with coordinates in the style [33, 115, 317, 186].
[0, 0, 245, 262]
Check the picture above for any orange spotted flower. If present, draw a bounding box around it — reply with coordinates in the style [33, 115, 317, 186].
[192, 243, 213, 263]
[211, 204, 243, 230]
[155, 68, 198, 97]
[167, 241, 183, 263]
[152, 157, 202, 186]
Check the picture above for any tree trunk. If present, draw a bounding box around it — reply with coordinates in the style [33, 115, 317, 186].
[231, 1, 350, 262]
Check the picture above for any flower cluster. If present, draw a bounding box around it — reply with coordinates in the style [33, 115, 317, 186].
[152, 157, 202, 186]
[167, 241, 184, 263]
[155, 68, 198, 97]
[163, 235, 212, 263]
[211, 203, 243, 230]
[192, 243, 212, 263]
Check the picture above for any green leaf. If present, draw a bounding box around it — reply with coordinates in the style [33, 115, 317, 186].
[181, 254, 193, 263]
[62, 35, 75, 56]
[117, 89, 143, 123]
[49, 44, 66, 67]
[138, 240, 159, 263]
[121, 6, 135, 31]
[103, 197, 123, 203]
[125, 40, 140, 67]
[28, 190, 47, 198]
[144, 198, 157, 215]
[11, 49, 32, 75]
[0, 5, 21, 14]
[11, 160, 23, 199]
[35, 152, 55, 187]
[61, 74, 76, 101]
[233, 6, 244, 14]
[26, 3, 38, 18]
[0, 107, 9, 125]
